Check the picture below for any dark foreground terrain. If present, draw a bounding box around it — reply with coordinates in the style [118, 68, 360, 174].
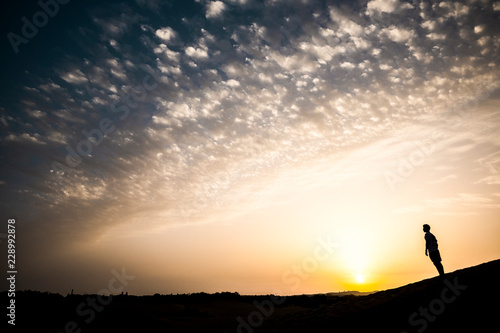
[4, 259, 500, 333]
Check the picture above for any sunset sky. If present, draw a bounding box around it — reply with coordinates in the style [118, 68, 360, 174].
[1, 0, 499, 296]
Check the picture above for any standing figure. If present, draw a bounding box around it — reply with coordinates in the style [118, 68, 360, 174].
[423, 224, 445, 276]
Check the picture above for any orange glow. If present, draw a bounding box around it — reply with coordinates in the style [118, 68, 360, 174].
[71, 134, 500, 296]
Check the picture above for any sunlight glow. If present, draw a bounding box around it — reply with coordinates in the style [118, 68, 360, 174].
[356, 273, 365, 284]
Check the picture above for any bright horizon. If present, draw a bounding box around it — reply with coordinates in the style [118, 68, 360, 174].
[1, 0, 500, 297]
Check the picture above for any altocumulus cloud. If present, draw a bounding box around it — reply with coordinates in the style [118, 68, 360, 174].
[0, 0, 499, 250]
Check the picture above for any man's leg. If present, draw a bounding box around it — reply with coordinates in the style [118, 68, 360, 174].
[433, 261, 445, 276]
[430, 251, 445, 276]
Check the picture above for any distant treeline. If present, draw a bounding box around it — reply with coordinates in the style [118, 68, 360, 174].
[1, 289, 357, 308]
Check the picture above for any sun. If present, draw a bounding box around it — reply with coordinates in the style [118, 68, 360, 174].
[355, 273, 365, 284]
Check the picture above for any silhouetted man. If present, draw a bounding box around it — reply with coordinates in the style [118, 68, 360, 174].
[423, 224, 445, 276]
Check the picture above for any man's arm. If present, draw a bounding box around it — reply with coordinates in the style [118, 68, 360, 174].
[425, 237, 429, 256]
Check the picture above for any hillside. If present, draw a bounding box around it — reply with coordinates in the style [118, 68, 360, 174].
[258, 259, 500, 332]
[5, 259, 500, 333]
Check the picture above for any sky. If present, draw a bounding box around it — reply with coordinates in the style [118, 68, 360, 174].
[0, 0, 499, 296]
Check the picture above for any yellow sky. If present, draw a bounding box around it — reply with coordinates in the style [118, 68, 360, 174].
[49, 101, 500, 296]
[6, 1, 500, 297]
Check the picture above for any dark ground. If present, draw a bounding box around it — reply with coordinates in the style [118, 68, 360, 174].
[3, 259, 500, 333]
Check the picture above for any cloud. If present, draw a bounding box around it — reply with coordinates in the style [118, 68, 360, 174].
[366, 0, 401, 16]
[478, 152, 500, 174]
[1, 0, 499, 249]
[329, 7, 364, 37]
[60, 69, 89, 84]
[206, 1, 226, 18]
[425, 193, 499, 209]
[6, 133, 46, 145]
[27, 110, 46, 119]
[185, 46, 209, 59]
[475, 176, 500, 185]
[382, 26, 414, 43]
[155, 27, 177, 42]
[428, 174, 458, 184]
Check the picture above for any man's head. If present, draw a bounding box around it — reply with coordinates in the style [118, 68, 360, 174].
[423, 224, 430, 232]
